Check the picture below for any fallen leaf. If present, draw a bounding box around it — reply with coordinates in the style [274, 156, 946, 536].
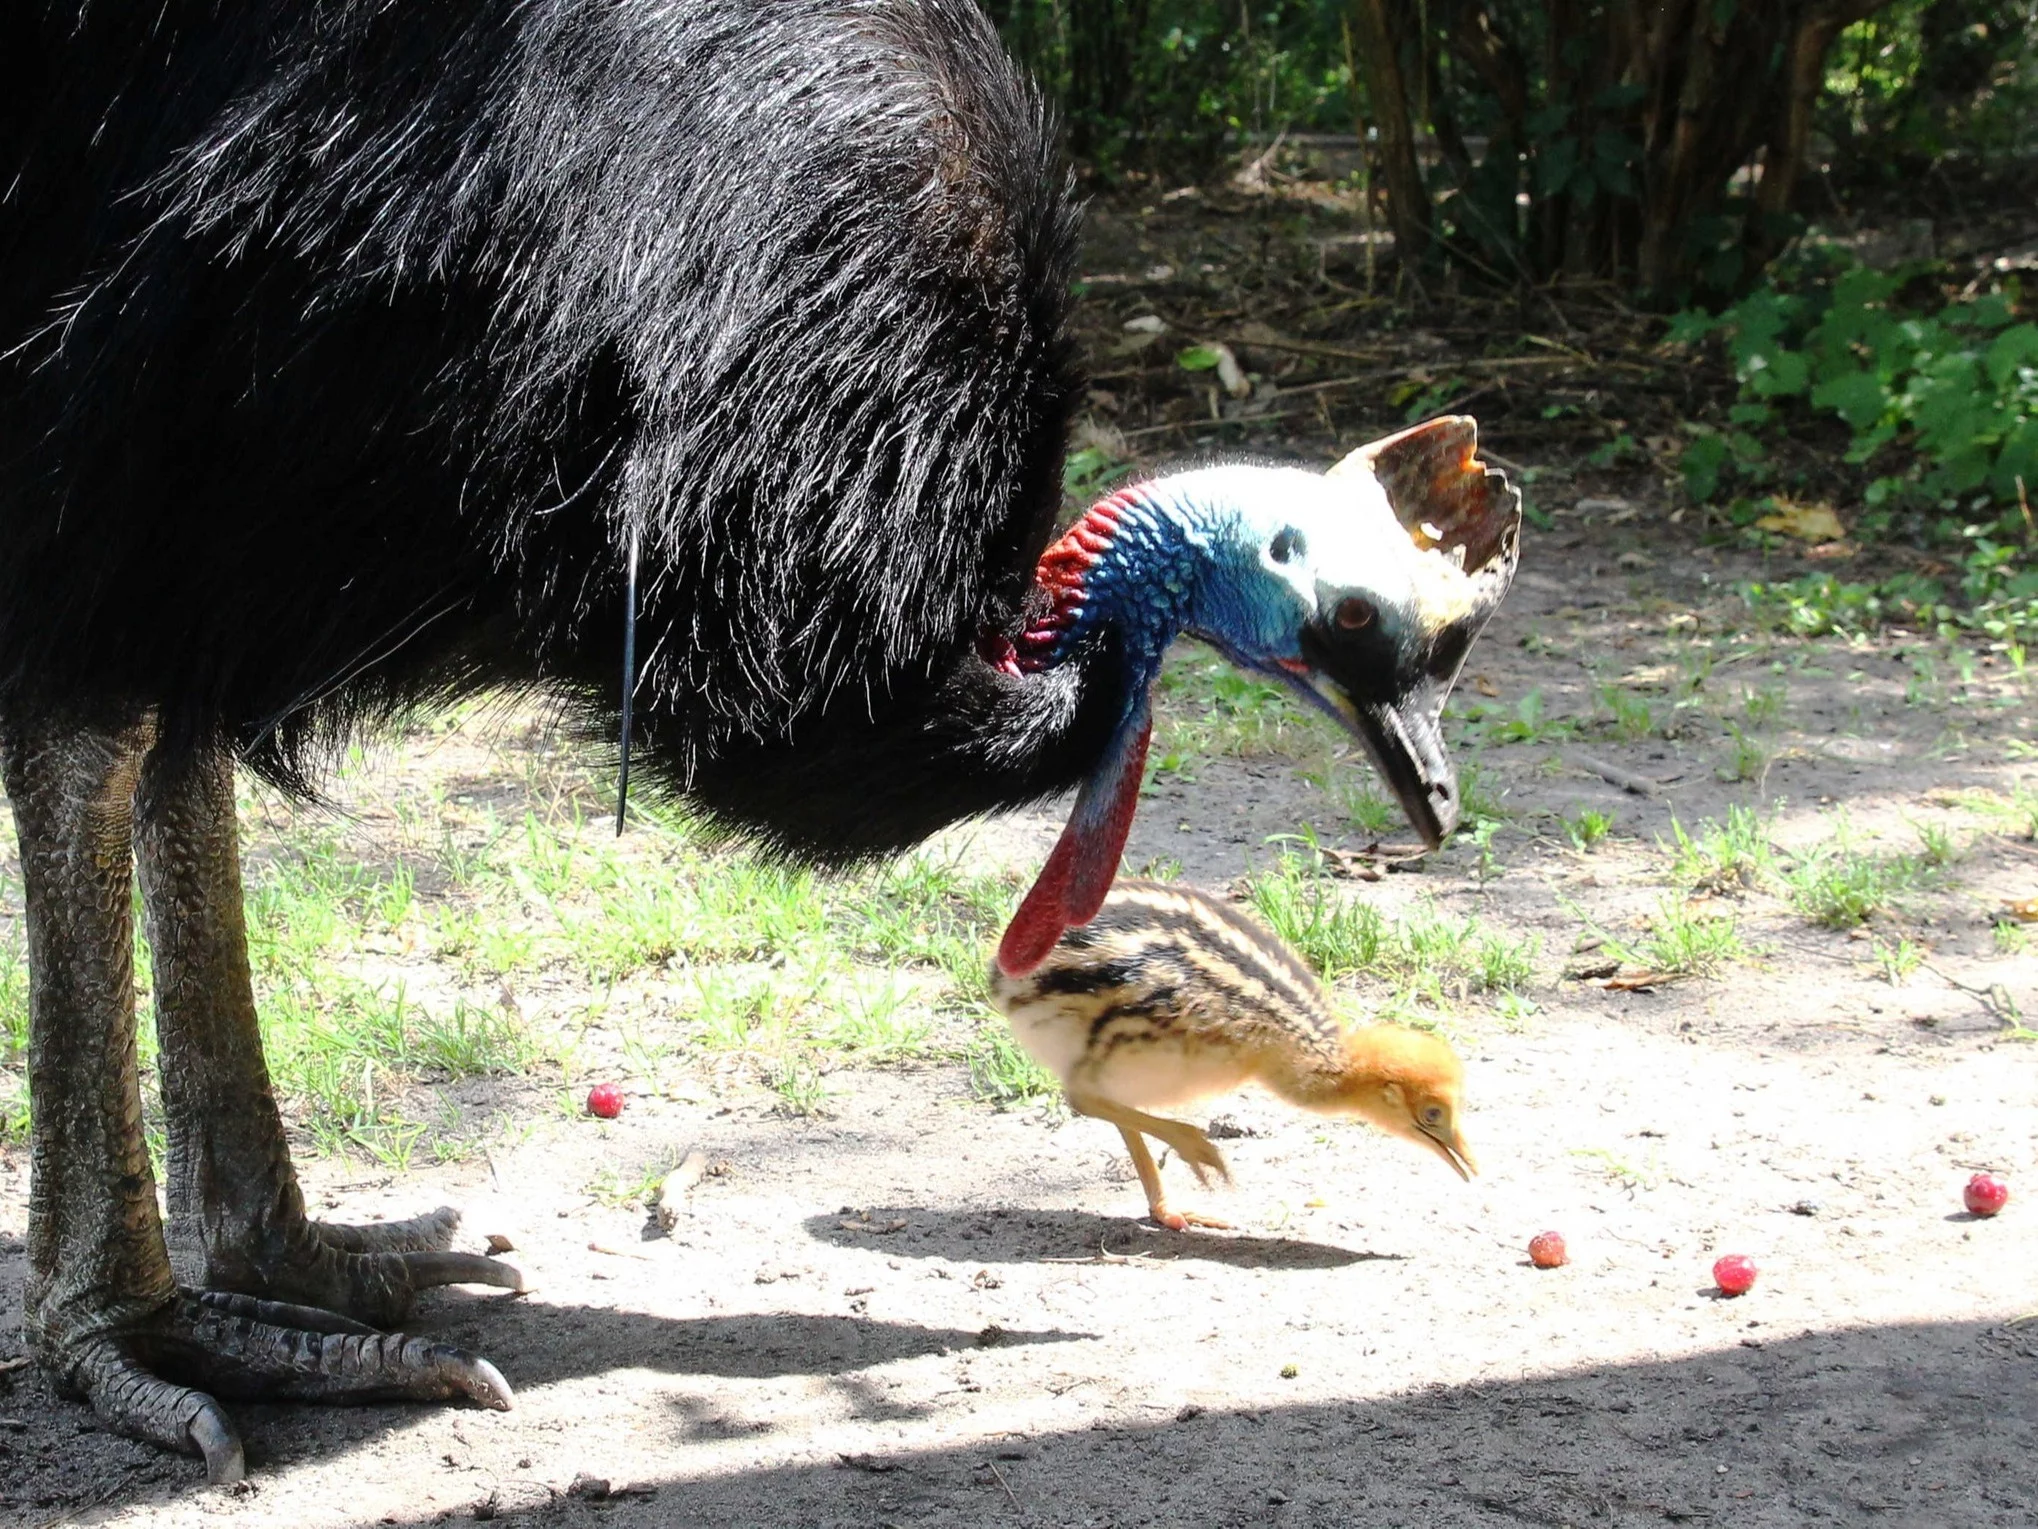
[483, 1233, 516, 1255]
[1590, 968, 1680, 992]
[655, 1149, 710, 1232]
[838, 1216, 909, 1235]
[1755, 501, 1846, 542]
[1473, 674, 1500, 698]
[2004, 896, 2038, 923]
[838, 1454, 900, 1474]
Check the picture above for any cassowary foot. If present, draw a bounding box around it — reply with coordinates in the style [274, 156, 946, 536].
[133, 744, 521, 1327]
[59, 1290, 513, 1485]
[195, 1207, 524, 1330]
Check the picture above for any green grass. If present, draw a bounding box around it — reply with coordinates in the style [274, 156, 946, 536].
[1245, 852, 1538, 1011]
[1716, 723, 1772, 784]
[1664, 806, 1779, 894]
[1559, 808, 1615, 852]
[1306, 766, 1398, 836]
[1594, 682, 1662, 742]
[966, 1017, 1062, 1109]
[1872, 937, 1923, 985]
[1452, 688, 1577, 747]
[1740, 683, 1787, 728]
[1785, 840, 1939, 929]
[764, 1053, 832, 1117]
[1951, 781, 2038, 841]
[1152, 651, 1331, 760]
[2, 728, 1036, 1162]
[1627, 898, 1749, 977]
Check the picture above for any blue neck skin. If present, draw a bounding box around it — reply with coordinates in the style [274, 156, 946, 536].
[1048, 480, 1308, 720]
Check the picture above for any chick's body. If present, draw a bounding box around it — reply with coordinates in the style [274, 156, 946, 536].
[989, 879, 1475, 1231]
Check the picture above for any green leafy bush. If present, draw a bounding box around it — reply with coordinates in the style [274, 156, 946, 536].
[1675, 263, 2038, 646]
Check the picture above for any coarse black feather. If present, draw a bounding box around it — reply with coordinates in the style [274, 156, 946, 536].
[1, 0, 1087, 862]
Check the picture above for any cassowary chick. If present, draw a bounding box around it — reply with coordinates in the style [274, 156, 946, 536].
[989, 879, 1476, 1230]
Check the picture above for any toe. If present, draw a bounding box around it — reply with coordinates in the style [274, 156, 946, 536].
[70, 1337, 246, 1483]
[177, 1294, 516, 1409]
[316, 1206, 461, 1256]
[398, 1250, 525, 1297]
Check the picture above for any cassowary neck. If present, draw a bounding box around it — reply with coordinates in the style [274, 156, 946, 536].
[987, 483, 1219, 976]
[984, 485, 1205, 703]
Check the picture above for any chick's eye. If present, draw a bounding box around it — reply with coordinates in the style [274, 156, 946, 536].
[1422, 1105, 1445, 1126]
[1336, 595, 1377, 630]
[1269, 528, 1305, 564]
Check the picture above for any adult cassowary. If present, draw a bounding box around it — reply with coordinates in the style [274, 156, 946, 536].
[0, 0, 1519, 1480]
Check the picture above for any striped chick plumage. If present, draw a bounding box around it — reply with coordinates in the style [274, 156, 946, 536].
[988, 879, 1477, 1231]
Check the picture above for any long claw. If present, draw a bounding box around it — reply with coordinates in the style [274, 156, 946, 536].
[398, 1250, 525, 1296]
[187, 1402, 246, 1485]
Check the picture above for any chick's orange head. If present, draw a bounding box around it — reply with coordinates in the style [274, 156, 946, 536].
[1336, 1025, 1477, 1180]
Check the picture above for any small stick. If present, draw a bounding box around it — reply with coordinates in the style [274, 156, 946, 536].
[986, 1458, 1020, 1510]
[1041, 1241, 1169, 1265]
[587, 1241, 654, 1262]
[1567, 752, 1661, 798]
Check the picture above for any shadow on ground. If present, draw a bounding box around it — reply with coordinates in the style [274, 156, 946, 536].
[6, 1302, 2033, 1526]
[803, 1205, 1392, 1270]
[0, 1285, 1093, 1519]
[379, 1314, 2032, 1526]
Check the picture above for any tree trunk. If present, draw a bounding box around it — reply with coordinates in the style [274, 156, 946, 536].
[1349, 0, 1432, 265]
[1747, 1, 1889, 272]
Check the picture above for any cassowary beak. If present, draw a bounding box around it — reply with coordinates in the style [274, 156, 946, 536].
[1305, 673, 1456, 849]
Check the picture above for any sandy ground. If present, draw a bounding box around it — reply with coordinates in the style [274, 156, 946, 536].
[2, 506, 2036, 1528]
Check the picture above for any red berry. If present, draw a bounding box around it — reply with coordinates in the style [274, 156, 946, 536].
[1527, 1230, 1568, 1269]
[1964, 1173, 2009, 1217]
[1712, 1254, 1757, 1296]
[585, 1083, 626, 1120]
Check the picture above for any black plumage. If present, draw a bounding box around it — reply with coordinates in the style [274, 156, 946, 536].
[3, 0, 1089, 859]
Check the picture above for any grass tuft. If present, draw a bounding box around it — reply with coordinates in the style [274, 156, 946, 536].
[1782, 816, 1951, 930]
[1246, 853, 1537, 1009]
[966, 1016, 1062, 1109]
[1664, 806, 1778, 894]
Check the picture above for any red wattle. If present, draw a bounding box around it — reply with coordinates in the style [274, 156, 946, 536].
[995, 720, 1151, 976]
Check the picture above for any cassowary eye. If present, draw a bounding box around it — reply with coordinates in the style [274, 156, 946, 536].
[1336, 595, 1376, 630]
[1423, 1104, 1444, 1126]
[1268, 527, 1304, 564]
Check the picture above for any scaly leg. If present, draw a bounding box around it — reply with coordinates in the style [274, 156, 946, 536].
[135, 740, 519, 1325]
[7, 719, 510, 1483]
[1114, 1126, 1233, 1232]
[1065, 1087, 1233, 1230]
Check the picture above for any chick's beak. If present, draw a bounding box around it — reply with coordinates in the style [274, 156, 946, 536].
[1419, 1121, 1479, 1181]
[1306, 670, 1458, 850]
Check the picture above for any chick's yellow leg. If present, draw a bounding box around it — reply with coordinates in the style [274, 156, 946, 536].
[1116, 1127, 1232, 1232]
[1066, 1090, 1232, 1186]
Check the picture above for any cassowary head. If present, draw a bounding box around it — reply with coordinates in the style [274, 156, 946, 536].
[998, 416, 1519, 976]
